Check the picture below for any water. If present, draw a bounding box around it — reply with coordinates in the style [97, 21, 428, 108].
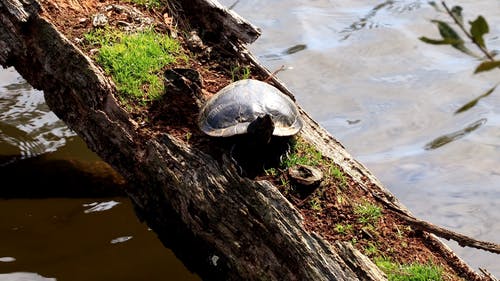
[1, 0, 500, 278]
[0, 198, 200, 281]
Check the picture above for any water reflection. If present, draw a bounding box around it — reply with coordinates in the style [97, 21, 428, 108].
[340, 1, 423, 40]
[0, 257, 16, 263]
[283, 44, 307, 55]
[260, 44, 307, 60]
[0, 272, 56, 281]
[83, 200, 121, 213]
[424, 118, 487, 150]
[110, 236, 133, 244]
[0, 68, 75, 165]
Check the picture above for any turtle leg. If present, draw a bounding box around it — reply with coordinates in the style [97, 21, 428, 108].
[229, 143, 246, 177]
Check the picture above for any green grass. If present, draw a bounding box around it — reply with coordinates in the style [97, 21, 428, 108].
[281, 138, 323, 168]
[123, 0, 162, 9]
[375, 258, 443, 281]
[85, 27, 184, 103]
[309, 197, 322, 211]
[354, 201, 383, 225]
[329, 164, 347, 187]
[280, 138, 348, 187]
[335, 223, 353, 234]
[264, 167, 278, 177]
[231, 65, 251, 81]
[364, 242, 379, 256]
[84, 27, 122, 47]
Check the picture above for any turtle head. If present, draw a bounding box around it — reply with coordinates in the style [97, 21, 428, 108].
[247, 114, 275, 144]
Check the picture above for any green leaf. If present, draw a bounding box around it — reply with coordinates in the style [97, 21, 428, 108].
[419, 36, 461, 45]
[451, 6, 464, 25]
[424, 119, 487, 150]
[432, 20, 462, 42]
[469, 16, 489, 48]
[474, 60, 500, 73]
[454, 85, 497, 114]
[429, 20, 477, 57]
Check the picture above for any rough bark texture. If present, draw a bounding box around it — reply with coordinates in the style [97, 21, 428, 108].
[0, 0, 488, 280]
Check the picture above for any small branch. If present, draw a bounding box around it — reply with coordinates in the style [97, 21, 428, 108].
[441, 1, 494, 61]
[263, 65, 286, 82]
[373, 193, 500, 255]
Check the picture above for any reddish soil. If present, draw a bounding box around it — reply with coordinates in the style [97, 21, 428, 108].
[37, 0, 486, 280]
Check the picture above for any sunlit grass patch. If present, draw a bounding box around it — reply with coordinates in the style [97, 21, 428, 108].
[231, 65, 251, 81]
[375, 257, 443, 281]
[354, 201, 382, 225]
[123, 0, 162, 9]
[329, 164, 347, 188]
[84, 27, 122, 47]
[85, 27, 184, 103]
[334, 223, 353, 235]
[281, 138, 323, 168]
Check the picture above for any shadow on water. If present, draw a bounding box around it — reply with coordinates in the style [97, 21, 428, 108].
[0, 197, 201, 281]
[259, 44, 308, 61]
[0, 152, 126, 198]
[424, 118, 487, 150]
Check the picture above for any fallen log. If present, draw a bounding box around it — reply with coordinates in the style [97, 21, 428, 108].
[0, 0, 495, 280]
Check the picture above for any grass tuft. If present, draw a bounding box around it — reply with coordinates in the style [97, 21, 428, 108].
[335, 223, 353, 234]
[354, 201, 382, 225]
[123, 0, 162, 9]
[231, 65, 251, 81]
[85, 27, 184, 103]
[281, 138, 323, 168]
[375, 258, 443, 281]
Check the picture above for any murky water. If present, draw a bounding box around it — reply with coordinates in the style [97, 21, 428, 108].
[1, 0, 499, 278]
[0, 198, 200, 281]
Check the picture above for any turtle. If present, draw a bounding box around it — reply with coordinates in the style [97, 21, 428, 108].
[198, 79, 303, 144]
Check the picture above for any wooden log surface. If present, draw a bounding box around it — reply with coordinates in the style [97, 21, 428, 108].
[0, 0, 492, 280]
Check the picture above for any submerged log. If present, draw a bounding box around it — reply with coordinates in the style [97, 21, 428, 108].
[0, 0, 493, 280]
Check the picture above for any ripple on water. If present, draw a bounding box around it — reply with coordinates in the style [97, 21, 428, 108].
[111, 236, 133, 244]
[0, 272, 56, 281]
[0, 67, 76, 164]
[83, 200, 121, 213]
[0, 257, 16, 263]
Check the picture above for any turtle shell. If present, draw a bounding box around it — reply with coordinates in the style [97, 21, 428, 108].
[198, 79, 303, 137]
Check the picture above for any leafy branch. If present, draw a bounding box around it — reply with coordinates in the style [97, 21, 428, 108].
[420, 1, 499, 114]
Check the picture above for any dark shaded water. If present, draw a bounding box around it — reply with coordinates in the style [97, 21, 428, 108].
[0, 198, 200, 281]
[1, 0, 500, 279]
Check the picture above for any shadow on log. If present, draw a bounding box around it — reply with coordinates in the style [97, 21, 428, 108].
[0, 0, 496, 280]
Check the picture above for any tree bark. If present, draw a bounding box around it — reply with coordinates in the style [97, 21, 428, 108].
[0, 0, 489, 280]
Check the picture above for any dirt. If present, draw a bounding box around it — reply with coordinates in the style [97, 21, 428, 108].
[36, 0, 483, 280]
